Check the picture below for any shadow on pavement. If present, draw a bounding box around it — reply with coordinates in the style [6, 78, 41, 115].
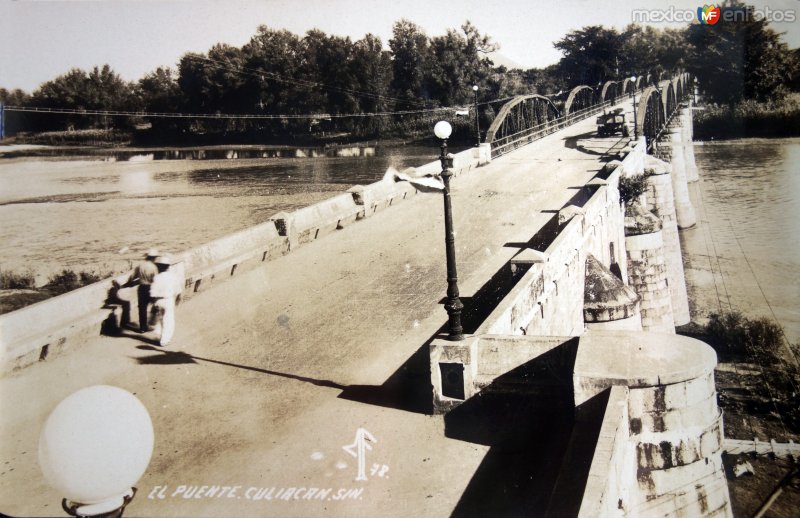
[134, 344, 433, 414]
[445, 339, 580, 518]
[563, 130, 625, 160]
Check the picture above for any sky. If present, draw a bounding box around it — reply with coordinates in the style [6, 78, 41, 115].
[1, 0, 799, 92]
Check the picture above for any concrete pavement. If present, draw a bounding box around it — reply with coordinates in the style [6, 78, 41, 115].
[0, 105, 632, 517]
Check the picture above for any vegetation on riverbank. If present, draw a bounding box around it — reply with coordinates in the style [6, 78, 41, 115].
[0, 268, 109, 314]
[4, 2, 798, 145]
[694, 93, 800, 140]
[682, 311, 800, 437]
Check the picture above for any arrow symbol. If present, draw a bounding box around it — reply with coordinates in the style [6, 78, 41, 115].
[343, 428, 376, 481]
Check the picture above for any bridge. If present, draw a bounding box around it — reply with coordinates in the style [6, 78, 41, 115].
[0, 73, 730, 517]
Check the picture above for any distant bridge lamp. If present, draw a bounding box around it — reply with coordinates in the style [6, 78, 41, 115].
[630, 76, 638, 140]
[472, 85, 480, 147]
[39, 386, 154, 518]
[434, 120, 464, 341]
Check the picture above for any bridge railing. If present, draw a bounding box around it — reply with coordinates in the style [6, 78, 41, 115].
[490, 99, 615, 159]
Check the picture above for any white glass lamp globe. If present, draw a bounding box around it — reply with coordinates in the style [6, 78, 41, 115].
[472, 85, 478, 92]
[434, 121, 452, 140]
[39, 385, 154, 505]
[630, 75, 636, 82]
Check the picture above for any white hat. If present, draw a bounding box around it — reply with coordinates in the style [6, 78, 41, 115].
[145, 248, 160, 258]
[154, 256, 172, 265]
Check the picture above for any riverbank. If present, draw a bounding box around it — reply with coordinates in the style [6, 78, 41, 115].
[4, 118, 479, 151]
[693, 93, 800, 140]
[679, 144, 800, 515]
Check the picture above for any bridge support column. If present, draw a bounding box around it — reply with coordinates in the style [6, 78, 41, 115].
[681, 106, 700, 183]
[624, 202, 675, 333]
[668, 128, 697, 229]
[643, 155, 690, 326]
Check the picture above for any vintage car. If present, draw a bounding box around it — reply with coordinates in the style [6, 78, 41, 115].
[596, 108, 630, 137]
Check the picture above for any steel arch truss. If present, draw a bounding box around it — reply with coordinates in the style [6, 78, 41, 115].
[622, 78, 635, 95]
[484, 94, 561, 152]
[636, 86, 665, 150]
[600, 81, 620, 103]
[672, 77, 683, 102]
[563, 85, 597, 117]
[659, 80, 676, 121]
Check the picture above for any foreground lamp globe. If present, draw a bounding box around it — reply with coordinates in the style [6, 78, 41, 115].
[472, 85, 478, 92]
[434, 120, 452, 140]
[39, 385, 154, 506]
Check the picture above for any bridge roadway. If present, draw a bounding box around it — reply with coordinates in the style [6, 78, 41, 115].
[0, 101, 634, 517]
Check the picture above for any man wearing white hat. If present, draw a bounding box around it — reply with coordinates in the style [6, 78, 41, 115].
[150, 255, 177, 346]
[126, 249, 159, 333]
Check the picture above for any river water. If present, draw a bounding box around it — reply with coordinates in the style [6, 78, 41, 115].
[0, 145, 443, 283]
[690, 138, 800, 342]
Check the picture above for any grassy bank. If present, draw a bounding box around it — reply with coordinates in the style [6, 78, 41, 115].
[680, 311, 800, 438]
[0, 268, 110, 314]
[694, 93, 800, 140]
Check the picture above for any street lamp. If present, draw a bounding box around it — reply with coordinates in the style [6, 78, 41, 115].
[39, 386, 154, 518]
[630, 75, 638, 140]
[472, 85, 480, 147]
[433, 120, 464, 341]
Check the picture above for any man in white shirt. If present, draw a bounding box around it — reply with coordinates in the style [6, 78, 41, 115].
[150, 256, 177, 346]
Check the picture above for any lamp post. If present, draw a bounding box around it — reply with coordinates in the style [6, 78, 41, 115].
[433, 120, 464, 341]
[472, 85, 480, 147]
[630, 75, 638, 140]
[39, 386, 154, 518]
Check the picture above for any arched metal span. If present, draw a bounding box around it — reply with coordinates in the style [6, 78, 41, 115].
[563, 85, 596, 116]
[484, 94, 561, 145]
[600, 81, 619, 103]
[621, 78, 633, 95]
[672, 76, 683, 101]
[484, 73, 693, 157]
[635, 85, 665, 150]
[659, 80, 676, 121]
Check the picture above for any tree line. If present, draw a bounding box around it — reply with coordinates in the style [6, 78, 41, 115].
[2, 3, 798, 143]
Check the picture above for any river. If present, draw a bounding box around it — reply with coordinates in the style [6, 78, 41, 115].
[0, 144, 444, 283]
[687, 137, 800, 343]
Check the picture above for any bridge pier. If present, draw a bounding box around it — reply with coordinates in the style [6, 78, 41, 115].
[624, 201, 675, 333]
[681, 106, 700, 183]
[643, 155, 691, 326]
[667, 127, 698, 229]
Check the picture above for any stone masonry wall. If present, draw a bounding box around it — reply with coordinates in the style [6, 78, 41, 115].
[643, 158, 691, 326]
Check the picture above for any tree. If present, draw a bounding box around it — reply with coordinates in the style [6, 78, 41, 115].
[303, 30, 359, 115]
[685, 1, 792, 103]
[28, 65, 135, 130]
[427, 22, 498, 107]
[0, 88, 30, 106]
[350, 34, 392, 136]
[389, 19, 432, 106]
[554, 26, 622, 87]
[136, 67, 182, 132]
[137, 67, 180, 112]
